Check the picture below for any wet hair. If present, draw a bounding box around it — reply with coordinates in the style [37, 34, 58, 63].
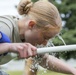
[17, 0, 62, 38]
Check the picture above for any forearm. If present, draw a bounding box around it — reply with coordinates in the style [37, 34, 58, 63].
[0, 43, 10, 54]
[40, 54, 76, 74]
[24, 57, 38, 75]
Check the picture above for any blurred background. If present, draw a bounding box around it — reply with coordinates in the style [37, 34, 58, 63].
[0, 0, 76, 75]
[0, 0, 19, 15]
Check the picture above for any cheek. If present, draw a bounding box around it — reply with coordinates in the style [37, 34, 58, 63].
[24, 31, 45, 45]
[24, 30, 33, 41]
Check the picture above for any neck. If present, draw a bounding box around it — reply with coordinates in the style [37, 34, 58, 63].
[17, 19, 25, 40]
[17, 19, 24, 34]
[20, 34, 25, 42]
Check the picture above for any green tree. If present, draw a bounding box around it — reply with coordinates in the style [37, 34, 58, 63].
[50, 0, 76, 60]
[50, 0, 76, 29]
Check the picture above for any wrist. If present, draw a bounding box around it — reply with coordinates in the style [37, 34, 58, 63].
[8, 43, 14, 52]
[8, 43, 18, 53]
[0, 43, 11, 53]
[6, 43, 12, 52]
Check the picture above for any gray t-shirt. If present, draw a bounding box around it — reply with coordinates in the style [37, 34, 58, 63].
[0, 15, 21, 42]
[0, 15, 21, 65]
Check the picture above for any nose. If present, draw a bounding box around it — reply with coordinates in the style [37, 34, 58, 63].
[36, 40, 47, 47]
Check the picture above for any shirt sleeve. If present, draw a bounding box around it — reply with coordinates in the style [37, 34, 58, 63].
[0, 21, 11, 39]
[0, 31, 11, 43]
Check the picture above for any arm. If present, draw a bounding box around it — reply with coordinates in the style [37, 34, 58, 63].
[0, 31, 11, 55]
[39, 53, 76, 75]
[0, 43, 37, 59]
[0, 43, 10, 54]
[24, 57, 38, 75]
[0, 31, 37, 58]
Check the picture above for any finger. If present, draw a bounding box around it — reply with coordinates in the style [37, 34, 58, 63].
[26, 43, 37, 56]
[32, 48, 37, 56]
[27, 46, 33, 57]
[17, 46, 26, 58]
[17, 49, 24, 58]
[27, 43, 37, 50]
[31, 45, 37, 55]
[27, 47, 37, 57]
[23, 45, 29, 58]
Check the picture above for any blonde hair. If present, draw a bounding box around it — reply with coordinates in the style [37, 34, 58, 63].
[17, 0, 62, 37]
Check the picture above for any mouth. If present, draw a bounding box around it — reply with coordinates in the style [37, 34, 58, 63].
[21, 38, 26, 42]
[36, 44, 46, 48]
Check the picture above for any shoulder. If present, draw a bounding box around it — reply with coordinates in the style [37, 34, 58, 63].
[0, 15, 16, 38]
[0, 15, 18, 32]
[0, 15, 15, 25]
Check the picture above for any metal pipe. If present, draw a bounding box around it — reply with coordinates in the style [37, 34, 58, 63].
[37, 44, 76, 54]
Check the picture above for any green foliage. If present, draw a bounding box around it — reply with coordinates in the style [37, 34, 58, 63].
[53, 29, 76, 45]
[52, 29, 76, 60]
[50, 0, 76, 29]
[50, 0, 76, 60]
[32, 0, 38, 2]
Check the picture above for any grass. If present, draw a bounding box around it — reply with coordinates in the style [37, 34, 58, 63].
[37, 70, 68, 75]
[7, 70, 22, 75]
[7, 70, 70, 75]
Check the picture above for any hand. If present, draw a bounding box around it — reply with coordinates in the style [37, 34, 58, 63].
[9, 43, 37, 59]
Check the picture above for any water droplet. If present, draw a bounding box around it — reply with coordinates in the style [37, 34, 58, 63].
[57, 34, 66, 45]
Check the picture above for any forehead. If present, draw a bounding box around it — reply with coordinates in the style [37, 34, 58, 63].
[43, 32, 51, 39]
[42, 28, 56, 40]
[36, 22, 58, 40]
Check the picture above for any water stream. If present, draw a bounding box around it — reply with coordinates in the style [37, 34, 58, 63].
[1, 35, 76, 73]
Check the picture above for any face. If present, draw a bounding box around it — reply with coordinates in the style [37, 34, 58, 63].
[24, 28, 47, 46]
[23, 19, 59, 46]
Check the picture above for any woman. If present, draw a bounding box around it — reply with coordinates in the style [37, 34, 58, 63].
[0, 0, 76, 75]
[17, 0, 76, 75]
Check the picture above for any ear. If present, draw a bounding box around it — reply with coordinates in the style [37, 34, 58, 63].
[28, 20, 36, 29]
